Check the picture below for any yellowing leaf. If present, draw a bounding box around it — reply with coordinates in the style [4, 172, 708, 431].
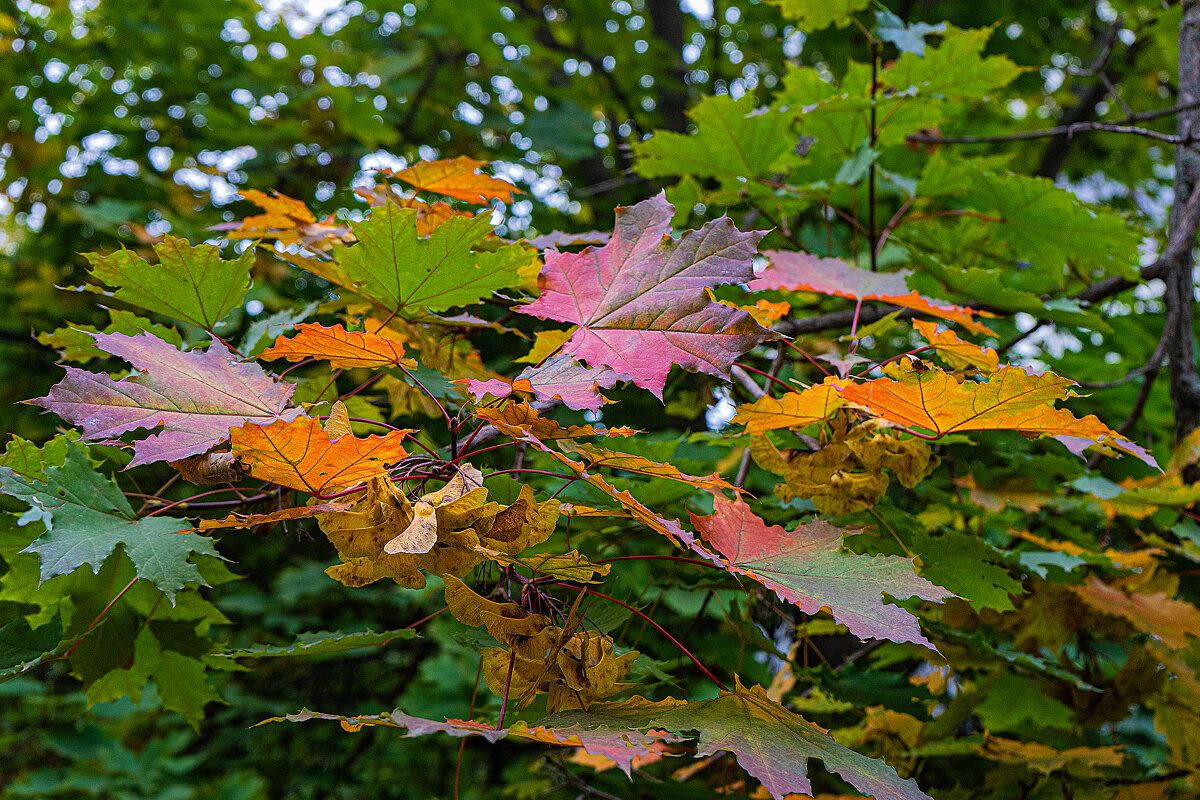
[221, 190, 347, 246]
[838, 366, 1156, 466]
[384, 468, 486, 555]
[198, 502, 355, 531]
[231, 416, 410, 495]
[733, 379, 846, 434]
[559, 441, 737, 493]
[474, 546, 611, 583]
[912, 320, 999, 374]
[1072, 576, 1200, 650]
[389, 156, 519, 203]
[976, 736, 1125, 775]
[514, 328, 576, 364]
[324, 400, 354, 440]
[259, 323, 415, 370]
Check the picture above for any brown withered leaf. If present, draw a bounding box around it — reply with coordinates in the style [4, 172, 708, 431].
[383, 466, 487, 555]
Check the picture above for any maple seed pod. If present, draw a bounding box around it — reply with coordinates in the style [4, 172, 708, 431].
[170, 452, 244, 485]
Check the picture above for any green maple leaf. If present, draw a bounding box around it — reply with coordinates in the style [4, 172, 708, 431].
[87, 621, 221, 730]
[911, 529, 1024, 612]
[0, 444, 218, 603]
[918, 156, 1140, 282]
[634, 94, 796, 183]
[884, 27, 1021, 98]
[768, 0, 869, 30]
[215, 628, 419, 659]
[319, 203, 532, 314]
[81, 235, 253, 331]
[36, 308, 183, 363]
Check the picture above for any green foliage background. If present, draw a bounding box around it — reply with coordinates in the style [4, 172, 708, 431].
[2, 1, 1198, 798]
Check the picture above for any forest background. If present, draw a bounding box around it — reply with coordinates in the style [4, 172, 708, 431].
[2, 0, 1200, 798]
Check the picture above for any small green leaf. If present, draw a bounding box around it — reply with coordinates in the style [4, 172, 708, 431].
[0, 444, 218, 603]
[81, 235, 253, 331]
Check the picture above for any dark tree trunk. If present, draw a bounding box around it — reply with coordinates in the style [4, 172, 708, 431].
[647, 0, 689, 133]
[1168, 0, 1200, 443]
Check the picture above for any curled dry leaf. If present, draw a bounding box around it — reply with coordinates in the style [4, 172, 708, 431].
[383, 466, 486, 555]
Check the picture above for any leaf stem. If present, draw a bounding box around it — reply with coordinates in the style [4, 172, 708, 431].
[496, 650, 517, 729]
[596, 555, 721, 569]
[554, 583, 729, 693]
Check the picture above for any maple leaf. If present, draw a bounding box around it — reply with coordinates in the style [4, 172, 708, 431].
[480, 420, 694, 550]
[198, 502, 355, 531]
[1072, 577, 1200, 650]
[37, 308, 183, 364]
[976, 736, 1125, 775]
[768, 0, 870, 29]
[690, 496, 952, 649]
[732, 378, 846, 434]
[88, 622, 222, 730]
[472, 403, 637, 441]
[654, 681, 932, 800]
[912, 319, 999, 373]
[30, 332, 298, 467]
[837, 365, 1158, 467]
[634, 94, 796, 182]
[314, 202, 532, 315]
[215, 628, 419, 660]
[559, 441, 737, 493]
[464, 357, 627, 413]
[388, 156, 519, 203]
[525, 230, 612, 250]
[910, 530, 1023, 612]
[230, 416, 410, 495]
[81, 235, 253, 331]
[218, 189, 348, 246]
[0, 444, 215, 603]
[352, 187, 474, 236]
[516, 193, 776, 397]
[885, 27, 1022, 99]
[748, 250, 995, 335]
[258, 323, 415, 370]
[258, 706, 679, 777]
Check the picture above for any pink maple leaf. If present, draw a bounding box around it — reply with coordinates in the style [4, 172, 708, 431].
[516, 193, 776, 397]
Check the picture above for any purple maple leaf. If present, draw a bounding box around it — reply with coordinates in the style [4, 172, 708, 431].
[30, 331, 298, 467]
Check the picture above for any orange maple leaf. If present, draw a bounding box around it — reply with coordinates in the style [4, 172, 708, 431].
[837, 365, 1155, 465]
[231, 416, 411, 495]
[388, 156, 519, 204]
[733, 378, 846, 434]
[912, 319, 999, 373]
[258, 323, 416, 370]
